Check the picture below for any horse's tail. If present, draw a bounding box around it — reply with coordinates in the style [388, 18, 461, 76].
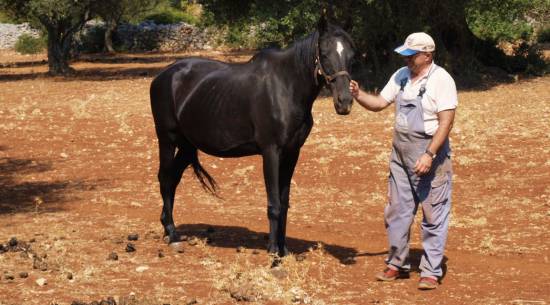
[191, 153, 219, 197]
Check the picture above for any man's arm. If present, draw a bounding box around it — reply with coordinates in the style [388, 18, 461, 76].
[414, 109, 456, 175]
[349, 80, 391, 112]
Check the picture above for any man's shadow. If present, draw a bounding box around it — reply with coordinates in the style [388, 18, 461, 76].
[408, 248, 449, 281]
[175, 223, 387, 265]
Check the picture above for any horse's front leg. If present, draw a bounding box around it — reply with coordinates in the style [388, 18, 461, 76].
[277, 149, 300, 257]
[262, 146, 283, 256]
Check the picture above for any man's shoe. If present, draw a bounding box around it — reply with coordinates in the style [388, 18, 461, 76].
[376, 267, 403, 281]
[418, 277, 438, 290]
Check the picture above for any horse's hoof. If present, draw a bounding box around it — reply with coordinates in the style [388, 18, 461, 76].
[169, 242, 185, 253]
[280, 246, 289, 257]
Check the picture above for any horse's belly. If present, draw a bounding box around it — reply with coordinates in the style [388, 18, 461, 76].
[180, 122, 259, 157]
[197, 141, 260, 158]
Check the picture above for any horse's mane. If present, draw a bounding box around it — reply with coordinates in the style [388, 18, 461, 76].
[249, 31, 319, 73]
[288, 31, 319, 72]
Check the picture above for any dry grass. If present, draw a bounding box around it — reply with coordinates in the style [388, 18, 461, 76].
[1, 51, 550, 304]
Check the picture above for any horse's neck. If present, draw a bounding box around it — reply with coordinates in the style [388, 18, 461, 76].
[283, 41, 322, 110]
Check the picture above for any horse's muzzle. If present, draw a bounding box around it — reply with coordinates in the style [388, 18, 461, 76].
[335, 97, 353, 115]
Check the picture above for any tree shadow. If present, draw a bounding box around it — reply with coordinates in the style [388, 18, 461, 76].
[76, 50, 253, 64]
[0, 59, 48, 69]
[0, 51, 256, 82]
[0, 155, 98, 214]
[174, 223, 386, 265]
[0, 66, 165, 82]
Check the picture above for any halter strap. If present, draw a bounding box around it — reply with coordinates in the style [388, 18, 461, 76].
[314, 46, 351, 86]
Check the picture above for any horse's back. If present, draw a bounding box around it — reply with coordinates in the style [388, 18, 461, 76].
[150, 58, 228, 141]
[150, 57, 266, 156]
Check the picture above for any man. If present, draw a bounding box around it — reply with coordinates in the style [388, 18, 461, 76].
[349, 32, 457, 290]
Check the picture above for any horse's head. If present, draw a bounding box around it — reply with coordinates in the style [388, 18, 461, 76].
[316, 15, 356, 115]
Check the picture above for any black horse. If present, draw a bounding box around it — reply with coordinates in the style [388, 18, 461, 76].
[150, 16, 355, 257]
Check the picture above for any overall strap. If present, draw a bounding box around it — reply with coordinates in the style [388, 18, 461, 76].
[418, 64, 440, 98]
[399, 78, 407, 92]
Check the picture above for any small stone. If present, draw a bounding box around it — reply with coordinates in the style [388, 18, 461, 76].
[8, 237, 18, 247]
[186, 298, 198, 305]
[125, 243, 136, 252]
[29, 238, 36, 243]
[343, 257, 356, 264]
[127, 233, 139, 241]
[67, 272, 73, 280]
[36, 277, 47, 286]
[33, 256, 48, 271]
[136, 265, 149, 273]
[180, 235, 189, 241]
[4, 274, 14, 280]
[295, 253, 306, 262]
[188, 239, 198, 246]
[158, 250, 165, 258]
[107, 252, 118, 261]
[252, 249, 260, 255]
[19, 271, 28, 278]
[236, 246, 245, 253]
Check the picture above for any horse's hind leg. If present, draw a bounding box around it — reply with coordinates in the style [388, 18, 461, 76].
[158, 140, 192, 244]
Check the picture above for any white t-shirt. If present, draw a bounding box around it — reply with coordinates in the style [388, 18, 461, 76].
[380, 63, 458, 135]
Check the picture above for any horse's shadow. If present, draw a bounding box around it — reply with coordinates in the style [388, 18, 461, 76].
[175, 223, 387, 265]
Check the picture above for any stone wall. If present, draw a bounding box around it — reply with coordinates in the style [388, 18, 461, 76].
[114, 21, 213, 52]
[0, 23, 41, 49]
[0, 21, 213, 51]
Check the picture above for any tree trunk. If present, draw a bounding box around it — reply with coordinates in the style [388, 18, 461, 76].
[104, 20, 117, 53]
[46, 27, 75, 75]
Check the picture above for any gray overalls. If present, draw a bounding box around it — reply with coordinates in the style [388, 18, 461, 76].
[385, 65, 453, 279]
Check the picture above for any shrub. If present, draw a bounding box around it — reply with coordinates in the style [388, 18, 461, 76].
[144, 11, 183, 25]
[77, 25, 106, 53]
[14, 33, 45, 54]
[538, 27, 550, 43]
[143, 7, 198, 25]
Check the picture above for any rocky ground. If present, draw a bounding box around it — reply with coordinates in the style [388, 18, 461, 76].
[0, 50, 549, 305]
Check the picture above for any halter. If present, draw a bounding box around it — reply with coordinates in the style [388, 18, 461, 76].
[314, 45, 351, 86]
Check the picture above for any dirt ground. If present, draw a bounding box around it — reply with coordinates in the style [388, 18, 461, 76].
[0, 50, 549, 305]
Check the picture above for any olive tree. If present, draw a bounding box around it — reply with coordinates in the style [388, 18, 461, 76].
[94, 0, 160, 53]
[0, 0, 96, 75]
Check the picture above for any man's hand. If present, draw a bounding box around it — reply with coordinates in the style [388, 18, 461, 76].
[414, 153, 433, 176]
[349, 80, 360, 99]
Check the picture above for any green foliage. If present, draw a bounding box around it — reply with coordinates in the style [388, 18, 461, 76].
[77, 24, 105, 53]
[538, 26, 550, 43]
[94, 0, 160, 25]
[198, 0, 547, 85]
[141, 0, 200, 25]
[0, 10, 17, 22]
[466, 0, 534, 42]
[200, 0, 319, 48]
[143, 10, 184, 24]
[14, 33, 45, 54]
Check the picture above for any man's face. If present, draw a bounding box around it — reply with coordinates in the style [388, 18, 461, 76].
[405, 52, 431, 73]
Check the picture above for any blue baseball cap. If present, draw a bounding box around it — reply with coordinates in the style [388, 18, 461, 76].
[394, 32, 435, 56]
